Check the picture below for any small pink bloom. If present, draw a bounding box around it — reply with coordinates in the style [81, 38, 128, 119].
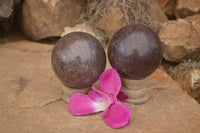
[69, 69, 131, 128]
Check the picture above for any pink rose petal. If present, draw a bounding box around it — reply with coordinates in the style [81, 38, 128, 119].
[69, 93, 96, 115]
[92, 87, 117, 106]
[89, 88, 108, 103]
[102, 101, 131, 128]
[99, 69, 121, 96]
[88, 90, 110, 112]
[108, 93, 117, 105]
[91, 87, 108, 98]
[117, 90, 129, 101]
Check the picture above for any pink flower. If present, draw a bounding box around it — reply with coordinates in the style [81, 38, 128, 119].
[69, 69, 131, 128]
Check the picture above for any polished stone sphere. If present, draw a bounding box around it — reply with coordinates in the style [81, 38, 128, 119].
[52, 32, 106, 88]
[108, 24, 163, 80]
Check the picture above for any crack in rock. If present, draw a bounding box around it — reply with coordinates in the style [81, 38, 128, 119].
[1, 98, 63, 111]
[42, 98, 63, 107]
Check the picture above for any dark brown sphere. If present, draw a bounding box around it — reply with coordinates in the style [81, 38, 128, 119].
[52, 32, 106, 88]
[108, 24, 163, 80]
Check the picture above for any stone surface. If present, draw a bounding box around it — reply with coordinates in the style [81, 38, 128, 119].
[156, 0, 169, 8]
[0, 40, 200, 132]
[0, 30, 24, 44]
[145, 0, 168, 32]
[95, 7, 125, 38]
[0, 0, 22, 31]
[159, 15, 200, 62]
[20, 0, 81, 40]
[0, 40, 61, 109]
[176, 0, 200, 18]
[184, 15, 200, 35]
[61, 23, 108, 45]
[52, 32, 106, 88]
[169, 61, 200, 103]
[74, 0, 94, 4]
[156, 0, 177, 19]
[94, 0, 167, 39]
[160, 59, 176, 73]
[163, 0, 177, 19]
[0, 0, 14, 30]
[0, 0, 13, 19]
[108, 24, 163, 79]
[14, 0, 22, 4]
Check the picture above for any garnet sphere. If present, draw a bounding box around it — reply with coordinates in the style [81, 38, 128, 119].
[52, 32, 106, 88]
[108, 24, 163, 80]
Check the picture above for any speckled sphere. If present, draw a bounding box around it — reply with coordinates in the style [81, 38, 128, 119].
[52, 32, 106, 88]
[108, 24, 163, 80]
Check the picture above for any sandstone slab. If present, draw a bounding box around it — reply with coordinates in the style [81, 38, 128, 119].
[0, 40, 200, 132]
[176, 0, 200, 18]
[20, 0, 81, 40]
[159, 15, 200, 62]
[0, 41, 61, 109]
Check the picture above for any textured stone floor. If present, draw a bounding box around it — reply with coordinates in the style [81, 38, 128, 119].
[0, 40, 200, 133]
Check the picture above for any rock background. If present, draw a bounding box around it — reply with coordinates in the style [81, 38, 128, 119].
[156, 0, 177, 19]
[159, 15, 200, 62]
[20, 0, 82, 40]
[175, 0, 200, 18]
[169, 61, 200, 103]
[79, 0, 167, 38]
[0, 0, 22, 31]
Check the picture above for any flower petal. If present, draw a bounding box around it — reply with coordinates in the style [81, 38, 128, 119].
[89, 87, 108, 103]
[117, 90, 129, 101]
[69, 93, 96, 115]
[69, 91, 110, 115]
[92, 87, 117, 105]
[99, 69, 121, 96]
[88, 89, 110, 112]
[102, 101, 131, 128]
